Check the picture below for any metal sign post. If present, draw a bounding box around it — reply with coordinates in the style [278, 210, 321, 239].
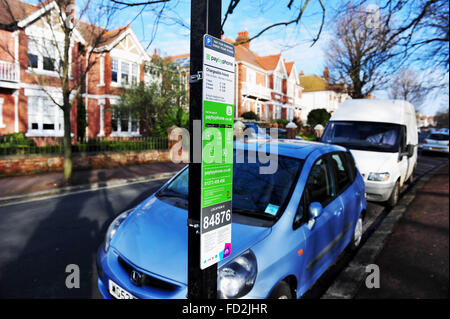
[188, 0, 222, 299]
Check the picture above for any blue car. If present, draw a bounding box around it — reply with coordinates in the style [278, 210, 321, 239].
[97, 140, 366, 299]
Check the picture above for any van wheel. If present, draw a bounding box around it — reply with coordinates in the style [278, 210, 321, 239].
[386, 181, 400, 207]
[269, 281, 292, 299]
[406, 170, 415, 184]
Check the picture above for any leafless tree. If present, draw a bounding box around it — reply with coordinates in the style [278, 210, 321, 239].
[326, 4, 400, 98]
[388, 68, 427, 107]
[434, 107, 449, 128]
[327, 0, 449, 99]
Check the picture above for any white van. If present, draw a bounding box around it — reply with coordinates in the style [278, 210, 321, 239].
[322, 99, 418, 206]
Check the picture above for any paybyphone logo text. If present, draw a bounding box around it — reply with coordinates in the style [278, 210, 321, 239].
[206, 53, 233, 67]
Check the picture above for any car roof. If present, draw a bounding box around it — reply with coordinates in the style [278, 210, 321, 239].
[234, 139, 347, 160]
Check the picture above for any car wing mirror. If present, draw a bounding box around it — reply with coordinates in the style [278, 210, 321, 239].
[308, 202, 323, 230]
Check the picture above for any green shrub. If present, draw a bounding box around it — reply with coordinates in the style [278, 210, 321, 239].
[307, 109, 331, 127]
[274, 118, 289, 127]
[241, 111, 259, 121]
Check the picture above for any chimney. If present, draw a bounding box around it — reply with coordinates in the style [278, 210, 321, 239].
[323, 67, 329, 82]
[235, 31, 250, 49]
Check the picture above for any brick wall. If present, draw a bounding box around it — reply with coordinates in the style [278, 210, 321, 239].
[0, 149, 171, 176]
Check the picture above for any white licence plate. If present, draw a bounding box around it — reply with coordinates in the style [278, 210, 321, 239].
[109, 280, 137, 299]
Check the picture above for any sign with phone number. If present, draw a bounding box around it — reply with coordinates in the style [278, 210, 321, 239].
[200, 34, 235, 270]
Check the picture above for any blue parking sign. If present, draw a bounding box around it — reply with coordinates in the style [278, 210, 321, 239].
[205, 35, 212, 47]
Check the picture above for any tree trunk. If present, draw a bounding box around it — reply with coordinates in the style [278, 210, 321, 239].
[63, 106, 73, 183]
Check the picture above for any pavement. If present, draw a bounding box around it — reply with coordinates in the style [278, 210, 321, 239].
[0, 162, 185, 203]
[355, 165, 449, 299]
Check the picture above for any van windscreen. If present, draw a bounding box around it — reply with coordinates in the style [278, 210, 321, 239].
[322, 121, 403, 153]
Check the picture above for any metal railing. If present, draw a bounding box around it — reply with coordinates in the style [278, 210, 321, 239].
[0, 135, 169, 156]
[0, 61, 19, 82]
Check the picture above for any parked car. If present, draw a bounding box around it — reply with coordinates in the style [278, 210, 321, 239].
[322, 99, 418, 207]
[418, 131, 430, 149]
[242, 122, 271, 139]
[422, 132, 449, 154]
[97, 140, 366, 299]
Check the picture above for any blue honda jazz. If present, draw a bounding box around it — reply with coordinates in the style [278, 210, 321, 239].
[97, 140, 366, 299]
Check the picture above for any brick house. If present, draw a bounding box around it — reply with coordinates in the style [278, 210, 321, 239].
[171, 31, 304, 123]
[0, 0, 153, 140]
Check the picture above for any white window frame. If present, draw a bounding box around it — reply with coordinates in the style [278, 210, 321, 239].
[255, 102, 262, 117]
[111, 57, 140, 88]
[247, 68, 256, 84]
[110, 108, 140, 137]
[274, 74, 282, 93]
[26, 36, 65, 78]
[25, 94, 64, 137]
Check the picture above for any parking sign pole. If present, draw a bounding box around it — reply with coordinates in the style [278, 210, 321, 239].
[188, 0, 221, 299]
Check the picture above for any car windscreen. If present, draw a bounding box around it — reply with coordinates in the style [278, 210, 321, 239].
[322, 121, 403, 153]
[157, 151, 303, 222]
[429, 134, 449, 141]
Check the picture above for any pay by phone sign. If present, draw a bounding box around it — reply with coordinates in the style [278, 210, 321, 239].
[200, 35, 235, 270]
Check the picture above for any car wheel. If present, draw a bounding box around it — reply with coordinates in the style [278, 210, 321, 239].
[348, 215, 363, 251]
[386, 181, 400, 207]
[269, 281, 292, 299]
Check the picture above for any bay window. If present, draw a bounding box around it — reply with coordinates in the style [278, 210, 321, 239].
[27, 96, 64, 136]
[111, 110, 140, 136]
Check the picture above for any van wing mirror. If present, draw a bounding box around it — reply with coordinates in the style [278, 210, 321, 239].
[406, 144, 415, 157]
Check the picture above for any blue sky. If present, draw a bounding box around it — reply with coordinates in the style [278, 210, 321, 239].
[109, 0, 333, 75]
[27, 0, 448, 115]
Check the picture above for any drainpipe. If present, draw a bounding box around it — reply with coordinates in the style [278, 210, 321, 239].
[235, 62, 238, 119]
[85, 46, 89, 139]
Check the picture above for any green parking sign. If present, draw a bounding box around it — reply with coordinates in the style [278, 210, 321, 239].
[200, 34, 235, 269]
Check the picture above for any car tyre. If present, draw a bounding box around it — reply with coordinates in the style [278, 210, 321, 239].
[348, 215, 363, 251]
[386, 181, 400, 207]
[269, 281, 292, 299]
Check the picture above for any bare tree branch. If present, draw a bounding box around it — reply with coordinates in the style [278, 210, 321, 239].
[110, 0, 169, 6]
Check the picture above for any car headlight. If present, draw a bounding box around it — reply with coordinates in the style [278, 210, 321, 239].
[104, 209, 133, 252]
[217, 249, 257, 299]
[368, 172, 390, 182]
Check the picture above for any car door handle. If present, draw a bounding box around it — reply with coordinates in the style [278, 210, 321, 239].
[335, 207, 343, 216]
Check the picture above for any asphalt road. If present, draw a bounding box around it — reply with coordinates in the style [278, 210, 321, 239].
[0, 152, 447, 299]
[0, 178, 168, 299]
